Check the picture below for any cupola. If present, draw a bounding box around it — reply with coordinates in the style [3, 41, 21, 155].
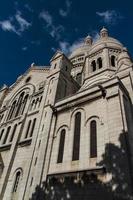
[100, 27, 109, 38]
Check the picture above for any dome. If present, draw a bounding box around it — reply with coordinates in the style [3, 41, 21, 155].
[69, 43, 91, 59]
[89, 36, 123, 54]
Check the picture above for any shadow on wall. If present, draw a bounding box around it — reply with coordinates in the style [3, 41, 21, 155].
[31, 132, 133, 200]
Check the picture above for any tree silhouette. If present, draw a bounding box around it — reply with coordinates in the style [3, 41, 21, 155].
[31, 132, 133, 200]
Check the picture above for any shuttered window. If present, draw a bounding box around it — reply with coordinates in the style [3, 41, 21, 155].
[72, 112, 81, 161]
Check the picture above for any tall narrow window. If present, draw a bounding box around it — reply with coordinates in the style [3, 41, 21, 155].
[8, 100, 17, 120]
[15, 92, 25, 117]
[0, 129, 4, 141]
[91, 60, 96, 72]
[97, 57, 103, 69]
[90, 120, 97, 158]
[10, 124, 17, 142]
[72, 112, 81, 161]
[29, 118, 36, 137]
[35, 98, 39, 109]
[25, 120, 31, 138]
[111, 55, 116, 67]
[21, 94, 29, 115]
[30, 100, 35, 111]
[57, 129, 66, 163]
[3, 126, 11, 144]
[38, 96, 42, 108]
[12, 171, 21, 193]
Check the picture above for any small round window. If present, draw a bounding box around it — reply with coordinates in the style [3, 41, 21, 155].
[25, 76, 31, 83]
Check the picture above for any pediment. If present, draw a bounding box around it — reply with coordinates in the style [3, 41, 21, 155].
[50, 50, 64, 62]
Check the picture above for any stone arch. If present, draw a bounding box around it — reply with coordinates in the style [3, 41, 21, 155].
[69, 107, 86, 129]
[85, 115, 100, 126]
[7, 84, 35, 120]
[55, 124, 69, 138]
[8, 84, 35, 106]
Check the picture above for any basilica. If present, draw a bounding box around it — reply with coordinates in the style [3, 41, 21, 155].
[0, 27, 133, 199]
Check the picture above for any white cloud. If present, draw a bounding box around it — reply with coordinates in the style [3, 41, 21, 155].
[50, 25, 64, 40]
[15, 11, 31, 33]
[0, 20, 17, 34]
[91, 31, 99, 42]
[39, 10, 64, 40]
[0, 11, 31, 36]
[22, 46, 28, 51]
[39, 11, 52, 26]
[59, 41, 69, 53]
[59, 10, 68, 17]
[59, 0, 72, 17]
[96, 10, 122, 25]
[59, 38, 83, 55]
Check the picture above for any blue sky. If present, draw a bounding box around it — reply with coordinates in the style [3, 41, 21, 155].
[0, 0, 133, 87]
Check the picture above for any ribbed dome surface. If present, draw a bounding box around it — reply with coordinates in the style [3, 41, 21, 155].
[89, 37, 123, 54]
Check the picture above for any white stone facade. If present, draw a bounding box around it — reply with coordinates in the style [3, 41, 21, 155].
[0, 28, 133, 200]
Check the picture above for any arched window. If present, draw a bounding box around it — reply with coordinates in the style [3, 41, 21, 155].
[3, 126, 11, 144]
[15, 92, 25, 117]
[21, 94, 29, 115]
[30, 99, 35, 111]
[76, 73, 82, 85]
[97, 57, 103, 69]
[10, 124, 17, 143]
[8, 100, 17, 120]
[57, 129, 66, 163]
[90, 120, 97, 158]
[91, 60, 96, 72]
[25, 120, 31, 139]
[12, 170, 21, 193]
[72, 112, 81, 161]
[29, 118, 36, 137]
[111, 55, 116, 67]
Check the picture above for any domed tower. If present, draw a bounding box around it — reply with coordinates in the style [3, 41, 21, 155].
[82, 27, 124, 89]
[69, 35, 93, 85]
